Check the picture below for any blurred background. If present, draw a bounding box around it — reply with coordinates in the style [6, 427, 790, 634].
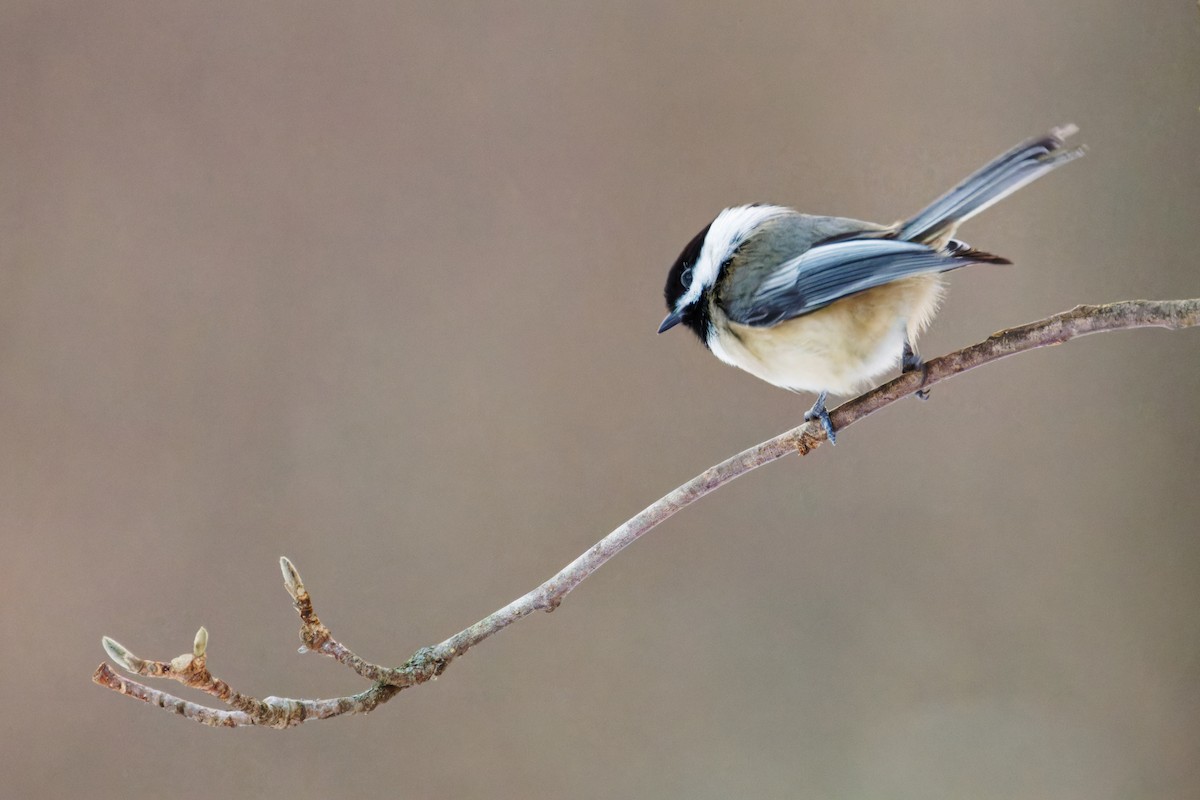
[3, 2, 1198, 798]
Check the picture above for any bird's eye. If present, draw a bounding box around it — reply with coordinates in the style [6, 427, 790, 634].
[680, 266, 694, 288]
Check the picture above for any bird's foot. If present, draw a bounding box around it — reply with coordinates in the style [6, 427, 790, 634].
[901, 343, 931, 401]
[804, 390, 837, 445]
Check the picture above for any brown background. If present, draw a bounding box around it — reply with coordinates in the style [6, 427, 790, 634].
[3, 2, 1199, 798]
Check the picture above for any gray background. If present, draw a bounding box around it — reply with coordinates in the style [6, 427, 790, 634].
[3, 2, 1198, 798]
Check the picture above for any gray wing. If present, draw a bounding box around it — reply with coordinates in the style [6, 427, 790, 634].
[727, 238, 972, 327]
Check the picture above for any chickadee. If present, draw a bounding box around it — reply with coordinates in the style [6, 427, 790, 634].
[658, 125, 1084, 443]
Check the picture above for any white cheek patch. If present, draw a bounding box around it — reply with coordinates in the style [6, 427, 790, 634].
[676, 204, 791, 311]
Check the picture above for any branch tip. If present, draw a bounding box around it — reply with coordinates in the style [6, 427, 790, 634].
[102, 636, 144, 673]
[193, 626, 208, 659]
[279, 556, 303, 599]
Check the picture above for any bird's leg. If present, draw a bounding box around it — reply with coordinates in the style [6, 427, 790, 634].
[804, 390, 837, 445]
[902, 338, 930, 401]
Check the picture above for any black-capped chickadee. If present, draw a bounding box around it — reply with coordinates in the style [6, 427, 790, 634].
[658, 125, 1084, 443]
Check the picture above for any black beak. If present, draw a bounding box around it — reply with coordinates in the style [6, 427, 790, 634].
[658, 309, 684, 334]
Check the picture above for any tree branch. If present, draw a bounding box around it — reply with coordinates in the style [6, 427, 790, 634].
[93, 624, 402, 728]
[93, 298, 1200, 728]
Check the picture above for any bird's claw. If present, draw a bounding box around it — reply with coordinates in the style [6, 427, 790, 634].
[902, 342, 932, 401]
[804, 390, 837, 445]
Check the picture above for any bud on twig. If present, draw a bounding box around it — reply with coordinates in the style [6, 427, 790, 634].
[102, 636, 145, 673]
[279, 556, 303, 600]
[193, 626, 208, 659]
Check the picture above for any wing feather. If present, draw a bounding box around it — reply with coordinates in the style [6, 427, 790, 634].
[731, 239, 978, 327]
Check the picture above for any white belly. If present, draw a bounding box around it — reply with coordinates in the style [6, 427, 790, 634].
[707, 275, 944, 395]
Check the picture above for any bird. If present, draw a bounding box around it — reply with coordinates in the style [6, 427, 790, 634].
[657, 125, 1084, 444]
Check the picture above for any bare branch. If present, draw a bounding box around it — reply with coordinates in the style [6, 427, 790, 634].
[279, 556, 445, 688]
[427, 299, 1200, 662]
[92, 663, 252, 728]
[93, 298, 1200, 728]
[93, 558, 437, 728]
[94, 627, 403, 729]
[92, 662, 401, 728]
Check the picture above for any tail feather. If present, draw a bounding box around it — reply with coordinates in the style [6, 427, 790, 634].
[899, 125, 1085, 243]
[946, 238, 1012, 265]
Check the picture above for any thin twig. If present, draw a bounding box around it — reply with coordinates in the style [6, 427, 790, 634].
[94, 626, 402, 728]
[93, 298, 1200, 728]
